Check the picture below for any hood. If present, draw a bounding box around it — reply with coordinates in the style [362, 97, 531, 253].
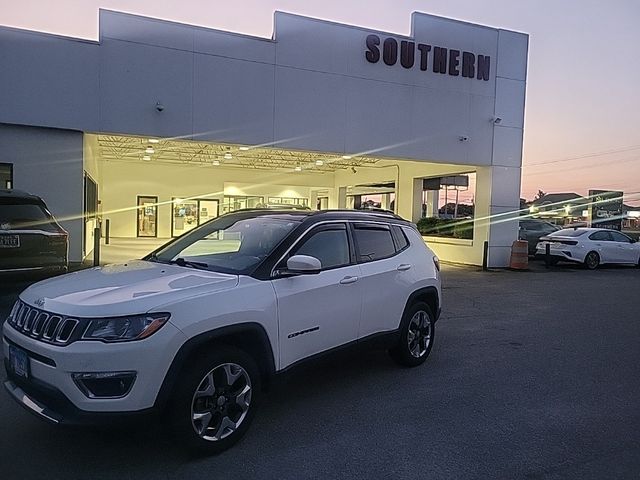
[20, 260, 239, 317]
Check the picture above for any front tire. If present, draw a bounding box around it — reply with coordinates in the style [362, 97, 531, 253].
[390, 302, 435, 367]
[168, 346, 261, 454]
[584, 251, 600, 270]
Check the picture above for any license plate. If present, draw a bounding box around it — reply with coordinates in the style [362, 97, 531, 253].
[9, 345, 29, 378]
[0, 235, 20, 248]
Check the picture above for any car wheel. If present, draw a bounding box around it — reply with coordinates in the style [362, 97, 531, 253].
[168, 346, 260, 454]
[390, 301, 435, 367]
[584, 251, 600, 270]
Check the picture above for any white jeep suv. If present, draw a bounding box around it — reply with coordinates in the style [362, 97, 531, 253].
[3, 209, 441, 453]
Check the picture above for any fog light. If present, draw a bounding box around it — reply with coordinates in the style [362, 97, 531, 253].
[72, 371, 136, 398]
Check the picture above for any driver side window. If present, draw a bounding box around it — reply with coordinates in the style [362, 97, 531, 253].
[291, 225, 351, 270]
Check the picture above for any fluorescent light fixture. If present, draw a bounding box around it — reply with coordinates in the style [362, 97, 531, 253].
[145, 147, 154, 154]
[212, 160, 220, 166]
[148, 138, 160, 144]
[342, 155, 352, 159]
[142, 155, 151, 161]
[315, 160, 324, 166]
[294, 166, 302, 172]
[239, 146, 250, 151]
[224, 153, 233, 160]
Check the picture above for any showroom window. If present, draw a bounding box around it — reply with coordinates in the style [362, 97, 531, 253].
[1, 163, 13, 189]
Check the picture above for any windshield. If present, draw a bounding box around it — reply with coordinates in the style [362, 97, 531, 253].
[148, 215, 300, 275]
[549, 229, 587, 237]
[0, 201, 58, 231]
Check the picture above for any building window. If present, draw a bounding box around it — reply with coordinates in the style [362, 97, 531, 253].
[417, 173, 475, 240]
[222, 195, 264, 214]
[0, 163, 13, 189]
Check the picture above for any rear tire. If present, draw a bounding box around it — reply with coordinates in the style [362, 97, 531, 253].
[390, 302, 435, 367]
[167, 345, 261, 454]
[584, 251, 600, 270]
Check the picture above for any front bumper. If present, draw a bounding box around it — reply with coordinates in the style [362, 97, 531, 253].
[2, 319, 186, 422]
[4, 365, 156, 425]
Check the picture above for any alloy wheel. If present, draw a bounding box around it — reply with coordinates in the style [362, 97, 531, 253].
[407, 310, 432, 358]
[191, 363, 252, 442]
[585, 252, 599, 270]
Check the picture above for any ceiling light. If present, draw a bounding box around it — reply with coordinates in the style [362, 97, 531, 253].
[315, 160, 324, 166]
[224, 153, 233, 160]
[212, 160, 220, 166]
[239, 146, 250, 151]
[294, 166, 302, 172]
[342, 155, 352, 159]
[145, 147, 154, 154]
[142, 155, 151, 161]
[148, 138, 160, 144]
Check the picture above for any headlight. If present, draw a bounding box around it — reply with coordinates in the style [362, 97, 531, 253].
[82, 313, 170, 343]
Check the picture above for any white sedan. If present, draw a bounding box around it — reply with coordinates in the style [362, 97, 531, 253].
[536, 228, 640, 269]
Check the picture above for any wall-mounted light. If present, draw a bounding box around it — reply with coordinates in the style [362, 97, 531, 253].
[294, 166, 302, 172]
[156, 101, 164, 112]
[342, 155, 352, 160]
[212, 160, 220, 166]
[315, 160, 324, 166]
[148, 138, 160, 144]
[142, 155, 151, 161]
[224, 153, 233, 160]
[239, 146, 250, 151]
[145, 147, 154, 154]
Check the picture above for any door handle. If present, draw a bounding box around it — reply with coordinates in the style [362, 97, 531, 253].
[397, 264, 412, 271]
[339, 276, 358, 285]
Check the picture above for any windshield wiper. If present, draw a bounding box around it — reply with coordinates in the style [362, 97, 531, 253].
[169, 257, 210, 269]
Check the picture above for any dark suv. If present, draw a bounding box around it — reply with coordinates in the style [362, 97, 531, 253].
[0, 190, 68, 274]
[518, 218, 559, 255]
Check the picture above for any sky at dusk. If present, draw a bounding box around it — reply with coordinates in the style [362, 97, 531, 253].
[1, 0, 639, 206]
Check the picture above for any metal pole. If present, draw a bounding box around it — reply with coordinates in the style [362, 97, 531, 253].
[93, 226, 101, 267]
[545, 243, 551, 268]
[482, 241, 489, 271]
[105, 219, 110, 245]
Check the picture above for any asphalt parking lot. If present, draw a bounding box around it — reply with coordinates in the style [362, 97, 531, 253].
[1, 262, 639, 479]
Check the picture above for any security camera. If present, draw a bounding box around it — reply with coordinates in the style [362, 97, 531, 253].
[156, 102, 165, 112]
[459, 135, 469, 142]
[493, 117, 502, 124]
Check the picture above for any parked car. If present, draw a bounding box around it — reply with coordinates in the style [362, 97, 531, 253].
[536, 227, 640, 269]
[0, 189, 68, 274]
[3, 209, 441, 453]
[518, 218, 560, 255]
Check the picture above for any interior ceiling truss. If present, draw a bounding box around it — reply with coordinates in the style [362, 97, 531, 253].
[96, 135, 383, 172]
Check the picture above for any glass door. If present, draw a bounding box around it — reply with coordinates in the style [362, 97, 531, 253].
[198, 199, 219, 225]
[172, 198, 199, 237]
[137, 196, 158, 237]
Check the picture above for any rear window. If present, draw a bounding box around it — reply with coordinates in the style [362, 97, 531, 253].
[392, 225, 409, 251]
[354, 225, 396, 262]
[550, 229, 587, 237]
[0, 202, 56, 231]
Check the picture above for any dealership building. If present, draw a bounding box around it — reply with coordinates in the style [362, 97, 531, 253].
[0, 10, 528, 266]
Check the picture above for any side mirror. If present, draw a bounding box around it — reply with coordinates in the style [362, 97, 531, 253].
[286, 255, 322, 274]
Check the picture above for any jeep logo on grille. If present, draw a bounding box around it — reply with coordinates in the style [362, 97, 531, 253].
[34, 298, 45, 308]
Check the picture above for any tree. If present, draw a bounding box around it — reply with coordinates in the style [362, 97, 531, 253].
[534, 189, 546, 201]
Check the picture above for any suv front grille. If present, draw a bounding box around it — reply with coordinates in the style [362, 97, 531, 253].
[7, 300, 80, 345]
